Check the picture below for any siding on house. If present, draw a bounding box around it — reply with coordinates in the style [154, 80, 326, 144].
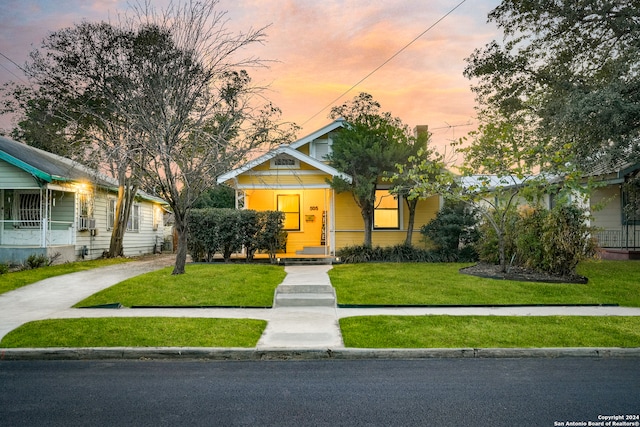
[237, 173, 330, 188]
[334, 191, 440, 248]
[75, 191, 164, 260]
[591, 185, 622, 229]
[0, 160, 40, 189]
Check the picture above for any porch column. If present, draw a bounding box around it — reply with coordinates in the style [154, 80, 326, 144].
[40, 188, 48, 248]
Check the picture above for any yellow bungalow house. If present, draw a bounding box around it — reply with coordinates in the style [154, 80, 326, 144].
[217, 119, 441, 256]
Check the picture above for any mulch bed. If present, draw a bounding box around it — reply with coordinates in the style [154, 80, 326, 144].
[460, 262, 588, 284]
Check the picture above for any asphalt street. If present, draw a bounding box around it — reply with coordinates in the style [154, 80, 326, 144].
[1, 358, 639, 426]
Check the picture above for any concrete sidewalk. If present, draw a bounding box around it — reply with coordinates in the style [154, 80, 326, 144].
[1, 256, 640, 358]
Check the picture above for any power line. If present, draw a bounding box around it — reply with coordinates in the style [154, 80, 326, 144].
[0, 50, 28, 84]
[301, 0, 468, 126]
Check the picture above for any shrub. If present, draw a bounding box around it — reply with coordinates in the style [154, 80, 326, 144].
[475, 207, 518, 266]
[0, 263, 8, 275]
[421, 200, 480, 262]
[539, 204, 598, 277]
[25, 253, 48, 270]
[188, 208, 286, 263]
[336, 244, 438, 263]
[514, 205, 547, 270]
[479, 203, 598, 277]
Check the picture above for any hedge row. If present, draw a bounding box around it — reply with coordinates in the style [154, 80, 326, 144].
[188, 209, 286, 263]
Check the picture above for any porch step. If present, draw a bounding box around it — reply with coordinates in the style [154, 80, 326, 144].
[296, 246, 327, 255]
[274, 284, 336, 307]
[281, 257, 334, 266]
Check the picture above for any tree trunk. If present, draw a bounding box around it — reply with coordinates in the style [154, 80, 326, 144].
[107, 184, 136, 258]
[498, 231, 507, 273]
[172, 216, 188, 275]
[405, 198, 418, 246]
[361, 207, 373, 247]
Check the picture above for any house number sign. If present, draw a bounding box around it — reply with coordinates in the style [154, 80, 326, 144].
[309, 206, 319, 211]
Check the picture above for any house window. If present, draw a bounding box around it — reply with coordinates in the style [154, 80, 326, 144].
[277, 194, 300, 231]
[312, 138, 331, 160]
[374, 189, 399, 229]
[108, 199, 140, 232]
[19, 192, 41, 228]
[128, 204, 140, 232]
[270, 155, 300, 169]
[78, 192, 94, 230]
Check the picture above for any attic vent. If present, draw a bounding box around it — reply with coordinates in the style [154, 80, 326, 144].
[275, 157, 295, 166]
[270, 155, 299, 169]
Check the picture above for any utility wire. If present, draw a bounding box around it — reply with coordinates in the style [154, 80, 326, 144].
[0, 51, 29, 84]
[301, 0, 468, 126]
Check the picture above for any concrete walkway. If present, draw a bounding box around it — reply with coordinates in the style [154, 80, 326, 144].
[2, 256, 640, 352]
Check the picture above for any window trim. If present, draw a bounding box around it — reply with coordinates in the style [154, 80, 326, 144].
[373, 189, 400, 230]
[107, 198, 141, 232]
[277, 194, 301, 231]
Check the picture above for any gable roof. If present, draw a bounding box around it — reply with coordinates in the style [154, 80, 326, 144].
[288, 118, 346, 150]
[0, 135, 166, 204]
[0, 135, 113, 185]
[217, 145, 352, 184]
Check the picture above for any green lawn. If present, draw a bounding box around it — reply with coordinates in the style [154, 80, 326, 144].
[0, 318, 266, 348]
[340, 316, 640, 348]
[0, 258, 132, 296]
[329, 260, 640, 307]
[75, 264, 286, 307]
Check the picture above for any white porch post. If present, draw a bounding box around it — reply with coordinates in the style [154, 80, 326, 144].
[330, 188, 336, 255]
[40, 188, 48, 248]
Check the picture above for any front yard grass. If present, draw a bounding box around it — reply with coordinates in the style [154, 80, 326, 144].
[75, 264, 286, 307]
[0, 257, 132, 296]
[0, 318, 266, 348]
[329, 260, 640, 307]
[340, 316, 640, 348]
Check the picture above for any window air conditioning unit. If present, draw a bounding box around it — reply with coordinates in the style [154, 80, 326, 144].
[78, 216, 96, 231]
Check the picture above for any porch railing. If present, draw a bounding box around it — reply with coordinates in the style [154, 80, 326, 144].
[0, 219, 75, 246]
[595, 226, 640, 250]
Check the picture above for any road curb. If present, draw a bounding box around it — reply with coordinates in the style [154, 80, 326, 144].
[2, 347, 640, 361]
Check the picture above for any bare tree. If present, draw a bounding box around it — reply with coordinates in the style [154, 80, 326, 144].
[127, 1, 296, 274]
[4, 1, 295, 269]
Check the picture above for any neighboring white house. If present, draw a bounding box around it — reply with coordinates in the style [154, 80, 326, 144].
[0, 135, 168, 265]
[461, 161, 640, 260]
[587, 160, 640, 259]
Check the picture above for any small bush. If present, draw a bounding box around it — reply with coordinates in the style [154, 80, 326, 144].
[475, 207, 518, 265]
[421, 200, 480, 262]
[539, 204, 598, 277]
[25, 254, 48, 270]
[0, 263, 8, 275]
[336, 244, 438, 263]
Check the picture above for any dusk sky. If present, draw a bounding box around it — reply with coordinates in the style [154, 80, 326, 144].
[0, 0, 503, 153]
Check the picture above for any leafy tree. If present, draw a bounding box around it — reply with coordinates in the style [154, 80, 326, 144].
[326, 93, 415, 247]
[3, 21, 150, 257]
[464, 0, 640, 169]
[193, 186, 235, 209]
[388, 127, 449, 245]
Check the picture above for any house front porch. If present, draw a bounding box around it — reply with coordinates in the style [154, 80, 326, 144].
[595, 226, 640, 260]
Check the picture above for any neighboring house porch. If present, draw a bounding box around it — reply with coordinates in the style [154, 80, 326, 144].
[0, 136, 167, 265]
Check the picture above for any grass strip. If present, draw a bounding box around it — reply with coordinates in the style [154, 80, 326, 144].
[75, 264, 286, 307]
[329, 261, 640, 307]
[339, 315, 640, 348]
[0, 318, 267, 348]
[0, 258, 132, 296]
